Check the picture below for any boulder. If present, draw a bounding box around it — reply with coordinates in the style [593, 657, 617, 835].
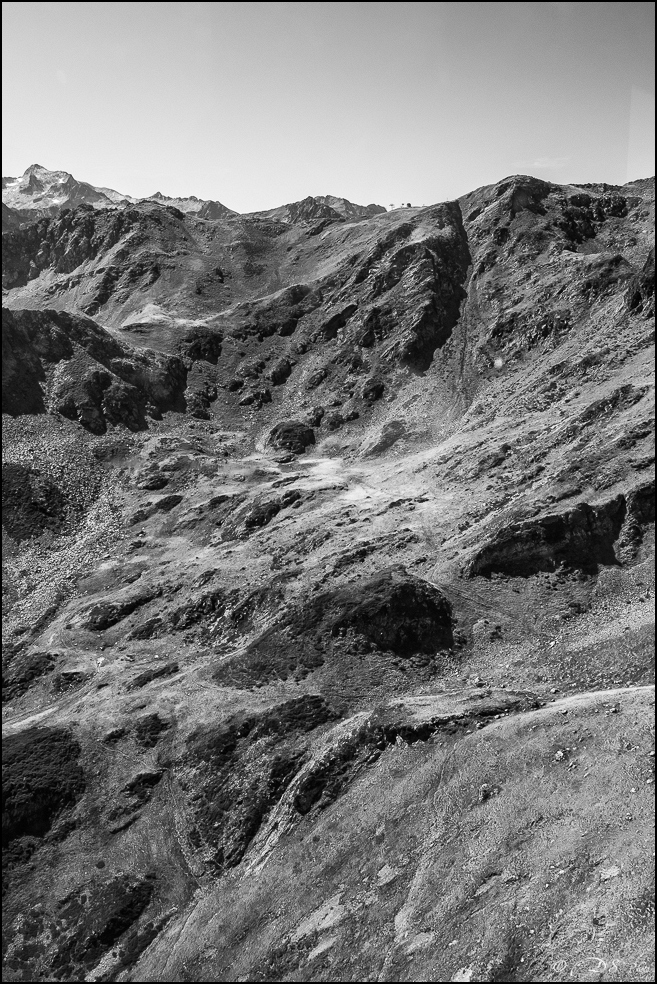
[267, 421, 316, 454]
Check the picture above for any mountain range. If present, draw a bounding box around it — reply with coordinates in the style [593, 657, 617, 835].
[1, 163, 655, 983]
[2, 163, 386, 229]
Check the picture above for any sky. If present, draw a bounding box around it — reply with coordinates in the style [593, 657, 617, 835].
[2, 1, 655, 211]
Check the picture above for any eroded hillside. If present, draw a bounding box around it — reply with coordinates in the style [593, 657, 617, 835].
[2, 173, 655, 983]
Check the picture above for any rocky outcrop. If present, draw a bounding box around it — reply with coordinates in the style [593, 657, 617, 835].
[625, 246, 655, 317]
[1, 650, 57, 703]
[75, 586, 161, 631]
[233, 282, 324, 340]
[615, 480, 656, 562]
[3, 872, 159, 980]
[310, 568, 454, 655]
[319, 303, 358, 340]
[267, 421, 316, 454]
[2, 308, 187, 432]
[185, 695, 339, 870]
[2, 727, 85, 874]
[133, 713, 170, 747]
[1, 199, 187, 292]
[465, 496, 629, 577]
[126, 661, 179, 691]
[266, 357, 294, 386]
[1, 203, 23, 233]
[213, 569, 454, 689]
[345, 202, 471, 370]
[178, 326, 223, 363]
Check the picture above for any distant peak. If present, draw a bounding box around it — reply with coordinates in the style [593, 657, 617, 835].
[24, 163, 52, 175]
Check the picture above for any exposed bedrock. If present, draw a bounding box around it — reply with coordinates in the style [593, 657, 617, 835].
[625, 245, 655, 317]
[212, 569, 454, 689]
[2, 727, 85, 893]
[1, 650, 58, 704]
[315, 568, 454, 654]
[1, 200, 183, 290]
[615, 479, 656, 563]
[183, 687, 534, 874]
[351, 202, 471, 370]
[1, 307, 187, 431]
[266, 420, 316, 454]
[184, 695, 339, 869]
[178, 326, 223, 364]
[465, 486, 655, 578]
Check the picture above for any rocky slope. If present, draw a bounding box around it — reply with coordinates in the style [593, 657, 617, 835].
[1, 171, 655, 983]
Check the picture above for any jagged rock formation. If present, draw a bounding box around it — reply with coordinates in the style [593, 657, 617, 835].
[2, 164, 128, 220]
[1, 169, 654, 983]
[2, 309, 187, 432]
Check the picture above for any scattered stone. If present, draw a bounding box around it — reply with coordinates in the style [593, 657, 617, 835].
[376, 864, 398, 886]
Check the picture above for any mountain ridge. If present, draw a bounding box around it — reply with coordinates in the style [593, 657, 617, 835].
[1, 163, 387, 230]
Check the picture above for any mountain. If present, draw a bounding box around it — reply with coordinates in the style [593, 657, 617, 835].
[1, 164, 380, 229]
[148, 190, 237, 219]
[1, 165, 239, 225]
[315, 194, 387, 220]
[253, 194, 387, 224]
[2, 163, 132, 219]
[1, 170, 655, 983]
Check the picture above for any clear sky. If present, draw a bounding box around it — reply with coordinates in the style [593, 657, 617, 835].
[2, 1, 655, 211]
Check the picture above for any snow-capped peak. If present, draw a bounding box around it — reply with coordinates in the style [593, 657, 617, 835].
[1, 164, 131, 215]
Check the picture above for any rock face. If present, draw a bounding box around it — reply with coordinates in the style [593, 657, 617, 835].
[2, 164, 130, 221]
[267, 420, 316, 453]
[185, 695, 339, 869]
[213, 569, 454, 692]
[2, 727, 85, 897]
[2, 308, 187, 431]
[1, 170, 655, 983]
[465, 495, 628, 577]
[1, 200, 175, 293]
[305, 568, 453, 655]
[2, 203, 23, 233]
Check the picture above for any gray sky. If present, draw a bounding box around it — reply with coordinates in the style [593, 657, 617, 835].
[2, 1, 654, 211]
